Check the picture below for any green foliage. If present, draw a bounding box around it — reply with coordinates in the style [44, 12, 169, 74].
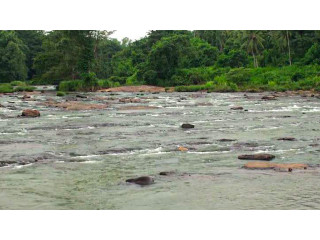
[226, 68, 251, 85]
[10, 80, 27, 86]
[217, 49, 249, 68]
[57, 91, 66, 96]
[14, 86, 35, 92]
[0, 83, 14, 93]
[0, 31, 28, 82]
[304, 43, 320, 65]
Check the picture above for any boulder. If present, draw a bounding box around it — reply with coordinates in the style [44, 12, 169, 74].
[230, 106, 244, 110]
[21, 109, 40, 117]
[126, 176, 154, 186]
[238, 154, 275, 161]
[181, 123, 195, 129]
[277, 137, 296, 141]
[177, 146, 188, 151]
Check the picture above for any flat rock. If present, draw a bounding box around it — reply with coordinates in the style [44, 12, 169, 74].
[230, 106, 244, 110]
[126, 176, 154, 186]
[238, 154, 275, 161]
[261, 95, 277, 100]
[218, 139, 236, 142]
[277, 137, 296, 141]
[181, 123, 194, 129]
[243, 161, 308, 170]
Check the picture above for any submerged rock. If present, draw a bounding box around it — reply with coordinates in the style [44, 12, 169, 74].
[177, 146, 188, 151]
[238, 154, 275, 161]
[277, 137, 296, 141]
[243, 161, 308, 170]
[181, 123, 194, 129]
[126, 176, 154, 186]
[76, 94, 87, 99]
[261, 95, 277, 100]
[159, 171, 176, 176]
[218, 139, 236, 142]
[230, 106, 244, 110]
[21, 109, 40, 117]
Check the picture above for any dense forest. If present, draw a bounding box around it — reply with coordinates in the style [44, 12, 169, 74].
[1, 30, 320, 92]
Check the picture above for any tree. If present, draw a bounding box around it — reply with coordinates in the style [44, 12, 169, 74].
[15, 30, 44, 79]
[242, 31, 264, 68]
[0, 31, 27, 82]
[273, 30, 292, 65]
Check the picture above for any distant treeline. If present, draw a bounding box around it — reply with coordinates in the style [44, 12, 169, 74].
[1, 30, 320, 89]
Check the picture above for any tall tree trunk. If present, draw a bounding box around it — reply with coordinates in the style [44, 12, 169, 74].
[286, 31, 292, 66]
[252, 50, 257, 68]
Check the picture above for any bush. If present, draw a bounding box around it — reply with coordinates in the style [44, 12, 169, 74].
[108, 76, 127, 85]
[15, 86, 36, 92]
[226, 68, 251, 85]
[10, 81, 27, 86]
[59, 80, 84, 92]
[98, 79, 113, 88]
[57, 91, 66, 96]
[0, 83, 14, 93]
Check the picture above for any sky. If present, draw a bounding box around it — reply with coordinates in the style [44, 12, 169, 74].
[110, 29, 150, 41]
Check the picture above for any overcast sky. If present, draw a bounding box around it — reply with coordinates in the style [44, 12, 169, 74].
[110, 29, 150, 41]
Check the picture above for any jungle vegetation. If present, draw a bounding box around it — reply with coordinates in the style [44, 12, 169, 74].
[1, 30, 320, 92]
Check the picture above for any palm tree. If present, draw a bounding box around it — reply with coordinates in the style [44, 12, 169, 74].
[273, 30, 292, 65]
[242, 31, 264, 68]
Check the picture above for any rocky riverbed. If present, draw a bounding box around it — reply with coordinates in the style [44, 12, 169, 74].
[1, 87, 320, 209]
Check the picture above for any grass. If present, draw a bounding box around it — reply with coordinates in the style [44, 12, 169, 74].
[0, 82, 35, 93]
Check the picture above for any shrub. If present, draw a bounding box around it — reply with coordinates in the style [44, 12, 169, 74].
[57, 91, 66, 96]
[226, 68, 251, 85]
[14, 86, 36, 92]
[0, 83, 14, 93]
[10, 81, 27, 86]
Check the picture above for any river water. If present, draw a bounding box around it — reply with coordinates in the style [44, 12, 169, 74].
[1, 89, 320, 209]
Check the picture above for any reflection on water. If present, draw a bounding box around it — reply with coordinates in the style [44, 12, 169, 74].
[0, 91, 320, 209]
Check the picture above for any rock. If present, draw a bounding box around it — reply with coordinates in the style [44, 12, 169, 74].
[243, 161, 308, 170]
[44, 101, 108, 110]
[21, 109, 40, 117]
[22, 95, 31, 99]
[76, 94, 87, 99]
[159, 171, 176, 176]
[277, 137, 296, 141]
[126, 176, 154, 186]
[181, 123, 194, 129]
[118, 105, 158, 110]
[238, 154, 275, 161]
[261, 95, 277, 100]
[218, 139, 236, 142]
[230, 106, 244, 110]
[0, 104, 3, 108]
[177, 146, 188, 151]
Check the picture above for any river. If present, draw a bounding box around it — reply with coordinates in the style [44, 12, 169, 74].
[0, 88, 320, 209]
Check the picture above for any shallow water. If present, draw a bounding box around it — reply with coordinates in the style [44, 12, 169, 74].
[1, 90, 320, 209]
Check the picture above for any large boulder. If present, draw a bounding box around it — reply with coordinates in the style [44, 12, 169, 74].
[238, 154, 275, 161]
[181, 123, 195, 129]
[126, 176, 154, 186]
[21, 109, 40, 117]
